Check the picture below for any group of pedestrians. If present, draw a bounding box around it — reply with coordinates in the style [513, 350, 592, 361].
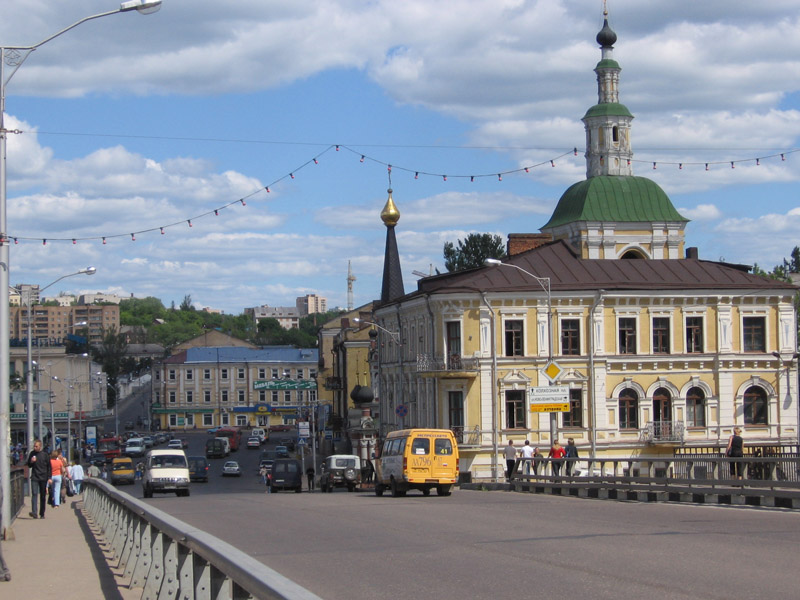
[25, 439, 86, 520]
[504, 438, 580, 479]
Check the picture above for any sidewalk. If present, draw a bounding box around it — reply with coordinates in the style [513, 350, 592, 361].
[1, 495, 138, 599]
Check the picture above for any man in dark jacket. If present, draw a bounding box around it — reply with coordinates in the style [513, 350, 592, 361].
[26, 439, 52, 519]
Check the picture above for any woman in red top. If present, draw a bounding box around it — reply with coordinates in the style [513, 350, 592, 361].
[548, 440, 566, 477]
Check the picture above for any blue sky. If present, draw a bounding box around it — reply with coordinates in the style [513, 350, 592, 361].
[3, 0, 800, 314]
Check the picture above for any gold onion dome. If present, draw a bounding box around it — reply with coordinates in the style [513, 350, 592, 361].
[381, 188, 400, 226]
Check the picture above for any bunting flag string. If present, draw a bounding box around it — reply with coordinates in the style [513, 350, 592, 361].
[4, 143, 797, 246]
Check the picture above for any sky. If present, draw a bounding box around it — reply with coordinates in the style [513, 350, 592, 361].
[2, 0, 800, 315]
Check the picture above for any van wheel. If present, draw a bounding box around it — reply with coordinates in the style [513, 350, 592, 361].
[391, 478, 400, 497]
[143, 485, 152, 499]
[375, 484, 384, 497]
[347, 484, 355, 493]
[422, 488, 431, 496]
[436, 484, 452, 496]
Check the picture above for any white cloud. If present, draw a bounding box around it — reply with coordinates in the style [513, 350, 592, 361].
[678, 204, 721, 221]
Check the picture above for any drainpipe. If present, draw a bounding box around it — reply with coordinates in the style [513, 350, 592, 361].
[481, 291, 499, 482]
[395, 305, 404, 429]
[588, 289, 605, 458]
[425, 294, 436, 427]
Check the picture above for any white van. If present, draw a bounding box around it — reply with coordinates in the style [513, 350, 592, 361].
[142, 449, 190, 497]
[251, 428, 268, 444]
[215, 436, 231, 456]
[125, 437, 146, 458]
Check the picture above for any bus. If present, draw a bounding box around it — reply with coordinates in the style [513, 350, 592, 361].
[216, 427, 243, 452]
[97, 436, 122, 462]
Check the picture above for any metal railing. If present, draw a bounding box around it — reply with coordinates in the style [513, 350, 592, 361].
[641, 421, 685, 443]
[82, 479, 322, 600]
[509, 455, 800, 486]
[416, 354, 479, 373]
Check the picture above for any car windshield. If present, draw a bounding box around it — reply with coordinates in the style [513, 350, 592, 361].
[150, 455, 187, 469]
[112, 462, 131, 471]
[224, 462, 237, 468]
[332, 458, 357, 468]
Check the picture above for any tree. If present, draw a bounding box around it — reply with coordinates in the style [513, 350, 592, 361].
[443, 233, 506, 272]
[91, 327, 128, 409]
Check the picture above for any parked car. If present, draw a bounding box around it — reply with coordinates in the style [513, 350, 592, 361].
[167, 439, 183, 449]
[222, 461, 241, 477]
[187, 456, 209, 482]
[269, 424, 292, 433]
[269, 459, 302, 492]
[142, 449, 190, 498]
[274, 445, 290, 458]
[246, 436, 261, 449]
[319, 454, 361, 493]
[207, 427, 221, 434]
[110, 457, 135, 485]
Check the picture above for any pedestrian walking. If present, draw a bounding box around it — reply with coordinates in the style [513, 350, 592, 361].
[362, 459, 374, 483]
[86, 462, 101, 479]
[26, 439, 52, 519]
[503, 440, 518, 480]
[548, 439, 566, 476]
[50, 449, 67, 507]
[306, 466, 315, 491]
[532, 446, 543, 475]
[564, 438, 579, 476]
[70, 461, 85, 494]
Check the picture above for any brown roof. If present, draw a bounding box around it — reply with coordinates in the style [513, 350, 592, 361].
[405, 240, 796, 299]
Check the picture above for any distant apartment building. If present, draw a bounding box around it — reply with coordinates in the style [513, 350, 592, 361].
[245, 305, 300, 330]
[296, 294, 327, 316]
[78, 292, 123, 305]
[9, 304, 120, 346]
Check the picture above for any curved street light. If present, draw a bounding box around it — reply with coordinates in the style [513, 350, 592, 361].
[1, 0, 160, 539]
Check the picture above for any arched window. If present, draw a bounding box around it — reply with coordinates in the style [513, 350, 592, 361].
[621, 249, 646, 259]
[653, 387, 671, 423]
[686, 387, 705, 427]
[743, 386, 768, 425]
[612, 126, 619, 143]
[619, 389, 639, 429]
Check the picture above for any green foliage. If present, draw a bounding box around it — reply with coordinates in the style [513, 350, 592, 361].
[443, 233, 506, 272]
[91, 326, 128, 409]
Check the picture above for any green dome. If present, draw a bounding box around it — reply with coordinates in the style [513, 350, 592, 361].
[583, 102, 633, 120]
[543, 176, 688, 229]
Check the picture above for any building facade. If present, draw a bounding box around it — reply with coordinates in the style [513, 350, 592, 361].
[154, 346, 319, 430]
[9, 303, 120, 346]
[297, 294, 328, 316]
[368, 10, 798, 480]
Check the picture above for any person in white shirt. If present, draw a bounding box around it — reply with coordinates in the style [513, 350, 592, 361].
[70, 461, 85, 494]
[520, 440, 535, 475]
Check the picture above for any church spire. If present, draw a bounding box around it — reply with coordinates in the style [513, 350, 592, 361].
[582, 4, 634, 178]
[379, 188, 405, 304]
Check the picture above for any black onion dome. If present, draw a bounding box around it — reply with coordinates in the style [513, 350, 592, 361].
[350, 384, 374, 405]
[596, 17, 617, 47]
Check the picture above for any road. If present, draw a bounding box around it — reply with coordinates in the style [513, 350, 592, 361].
[109, 431, 800, 600]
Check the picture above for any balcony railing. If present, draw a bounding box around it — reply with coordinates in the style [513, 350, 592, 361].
[324, 376, 343, 390]
[416, 354, 479, 373]
[641, 420, 685, 443]
[451, 425, 481, 447]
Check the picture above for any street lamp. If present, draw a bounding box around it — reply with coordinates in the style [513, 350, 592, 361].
[353, 318, 402, 345]
[13, 268, 94, 511]
[484, 258, 559, 445]
[0, 1, 160, 540]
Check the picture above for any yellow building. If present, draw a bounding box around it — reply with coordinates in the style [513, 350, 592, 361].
[369, 10, 798, 480]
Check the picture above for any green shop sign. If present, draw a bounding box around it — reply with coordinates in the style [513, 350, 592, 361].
[253, 379, 317, 390]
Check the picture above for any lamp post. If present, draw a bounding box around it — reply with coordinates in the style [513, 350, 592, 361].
[0, 0, 161, 541]
[16, 270, 94, 508]
[484, 259, 559, 444]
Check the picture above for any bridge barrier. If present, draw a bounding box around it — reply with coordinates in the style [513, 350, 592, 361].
[82, 479, 322, 600]
[478, 456, 800, 509]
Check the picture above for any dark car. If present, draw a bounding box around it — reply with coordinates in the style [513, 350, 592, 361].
[206, 438, 226, 459]
[279, 437, 295, 452]
[269, 459, 302, 493]
[187, 456, 209, 482]
[274, 445, 290, 458]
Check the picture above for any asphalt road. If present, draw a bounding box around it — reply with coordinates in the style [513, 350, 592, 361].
[109, 431, 800, 600]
